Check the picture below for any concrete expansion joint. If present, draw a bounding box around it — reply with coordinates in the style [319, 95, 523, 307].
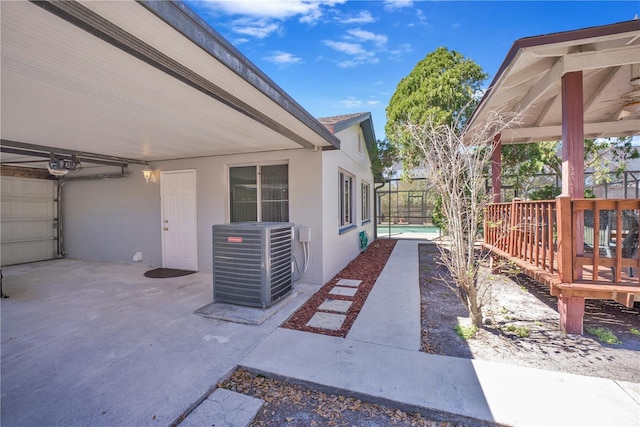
[614, 380, 640, 405]
[344, 336, 422, 352]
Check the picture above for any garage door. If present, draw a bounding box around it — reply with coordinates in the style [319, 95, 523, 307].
[1, 177, 57, 265]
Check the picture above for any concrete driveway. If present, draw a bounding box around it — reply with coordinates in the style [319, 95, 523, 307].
[0, 259, 315, 427]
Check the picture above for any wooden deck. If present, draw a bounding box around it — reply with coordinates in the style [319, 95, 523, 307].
[484, 197, 639, 334]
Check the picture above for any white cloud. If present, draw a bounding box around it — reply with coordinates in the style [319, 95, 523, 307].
[387, 43, 413, 60]
[231, 18, 281, 38]
[323, 28, 388, 68]
[373, 80, 384, 86]
[340, 96, 362, 108]
[264, 51, 302, 66]
[323, 40, 367, 56]
[367, 100, 381, 106]
[347, 29, 387, 46]
[384, 0, 413, 11]
[200, 0, 345, 22]
[197, 0, 347, 40]
[337, 60, 359, 68]
[233, 37, 250, 45]
[323, 39, 378, 67]
[341, 10, 375, 24]
[415, 9, 427, 24]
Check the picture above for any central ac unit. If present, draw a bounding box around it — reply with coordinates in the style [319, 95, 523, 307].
[212, 222, 293, 308]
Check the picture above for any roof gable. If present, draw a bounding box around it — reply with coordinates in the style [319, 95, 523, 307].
[318, 112, 376, 149]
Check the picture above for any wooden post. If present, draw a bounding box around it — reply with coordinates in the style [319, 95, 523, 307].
[556, 196, 573, 284]
[557, 71, 586, 335]
[561, 71, 584, 277]
[558, 296, 584, 335]
[509, 199, 519, 257]
[556, 195, 583, 334]
[492, 133, 502, 203]
[561, 71, 585, 198]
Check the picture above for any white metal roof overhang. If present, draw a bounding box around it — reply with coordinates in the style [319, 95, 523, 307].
[0, 0, 339, 169]
[466, 20, 640, 145]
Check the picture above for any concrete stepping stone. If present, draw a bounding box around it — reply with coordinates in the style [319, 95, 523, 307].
[337, 279, 362, 287]
[179, 388, 262, 427]
[306, 312, 346, 330]
[329, 286, 358, 297]
[318, 299, 352, 314]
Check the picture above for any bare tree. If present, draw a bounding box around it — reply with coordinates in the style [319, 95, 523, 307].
[403, 111, 520, 328]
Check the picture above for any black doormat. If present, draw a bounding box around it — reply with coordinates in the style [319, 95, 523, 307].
[144, 268, 196, 279]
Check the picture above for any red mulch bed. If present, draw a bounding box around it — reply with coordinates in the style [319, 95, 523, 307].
[282, 239, 397, 337]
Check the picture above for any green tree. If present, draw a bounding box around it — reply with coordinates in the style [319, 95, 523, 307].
[369, 138, 396, 183]
[385, 47, 487, 170]
[502, 137, 639, 199]
[584, 137, 639, 184]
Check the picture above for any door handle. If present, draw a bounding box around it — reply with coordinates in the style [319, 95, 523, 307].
[164, 227, 169, 231]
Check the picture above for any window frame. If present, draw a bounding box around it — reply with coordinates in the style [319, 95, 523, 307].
[361, 181, 371, 224]
[339, 169, 356, 234]
[229, 163, 289, 223]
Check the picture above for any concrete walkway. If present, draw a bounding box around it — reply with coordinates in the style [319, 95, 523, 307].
[4, 242, 639, 426]
[240, 240, 640, 427]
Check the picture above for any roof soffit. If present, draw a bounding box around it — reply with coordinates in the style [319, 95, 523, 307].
[468, 20, 640, 145]
[1, 0, 339, 166]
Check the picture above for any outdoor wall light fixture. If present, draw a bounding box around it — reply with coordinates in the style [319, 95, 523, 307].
[142, 164, 156, 183]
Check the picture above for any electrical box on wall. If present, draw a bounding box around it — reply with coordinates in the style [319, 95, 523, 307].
[299, 227, 311, 243]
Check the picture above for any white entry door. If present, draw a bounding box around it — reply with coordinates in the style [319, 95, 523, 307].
[161, 170, 198, 271]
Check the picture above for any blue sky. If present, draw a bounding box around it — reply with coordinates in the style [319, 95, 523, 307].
[185, 1, 639, 140]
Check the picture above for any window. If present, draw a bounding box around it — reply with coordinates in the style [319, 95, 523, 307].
[339, 170, 354, 228]
[362, 182, 370, 223]
[230, 164, 288, 222]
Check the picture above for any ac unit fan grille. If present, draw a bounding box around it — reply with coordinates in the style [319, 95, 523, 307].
[212, 223, 293, 308]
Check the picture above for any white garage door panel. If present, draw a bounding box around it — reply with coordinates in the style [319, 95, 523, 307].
[1, 220, 55, 241]
[1, 177, 57, 266]
[2, 177, 54, 197]
[1, 241, 57, 265]
[2, 199, 55, 218]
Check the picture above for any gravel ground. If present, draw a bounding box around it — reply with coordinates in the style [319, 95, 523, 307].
[419, 243, 640, 382]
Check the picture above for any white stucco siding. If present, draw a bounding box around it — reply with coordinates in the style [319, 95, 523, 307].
[60, 123, 374, 286]
[321, 125, 375, 283]
[61, 149, 325, 284]
[149, 149, 324, 283]
[62, 164, 163, 266]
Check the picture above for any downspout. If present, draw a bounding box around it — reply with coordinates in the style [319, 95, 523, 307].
[374, 181, 386, 241]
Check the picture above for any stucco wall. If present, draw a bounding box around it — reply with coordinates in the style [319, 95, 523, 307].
[321, 124, 375, 283]
[62, 164, 163, 266]
[62, 149, 326, 284]
[62, 126, 374, 286]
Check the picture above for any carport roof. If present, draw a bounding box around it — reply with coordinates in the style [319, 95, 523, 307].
[1, 0, 340, 167]
[467, 19, 640, 145]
